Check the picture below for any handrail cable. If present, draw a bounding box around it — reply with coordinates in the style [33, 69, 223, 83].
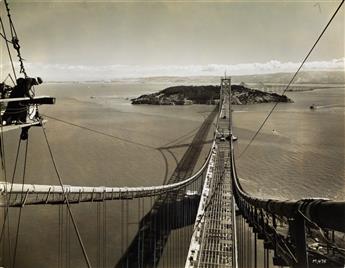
[41, 125, 92, 268]
[0, 141, 216, 201]
[191, 99, 225, 237]
[238, 0, 344, 159]
[1, 103, 220, 204]
[192, 168, 226, 238]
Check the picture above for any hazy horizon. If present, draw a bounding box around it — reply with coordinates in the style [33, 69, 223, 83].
[0, 58, 343, 82]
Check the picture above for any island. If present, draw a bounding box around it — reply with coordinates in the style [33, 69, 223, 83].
[131, 85, 292, 105]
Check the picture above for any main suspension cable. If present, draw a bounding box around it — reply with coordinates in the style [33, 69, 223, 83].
[3, 0, 27, 78]
[0, 12, 17, 81]
[238, 0, 344, 159]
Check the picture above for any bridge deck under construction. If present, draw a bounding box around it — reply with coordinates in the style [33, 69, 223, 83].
[186, 78, 234, 268]
[186, 140, 234, 268]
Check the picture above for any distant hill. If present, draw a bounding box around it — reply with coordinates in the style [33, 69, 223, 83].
[232, 71, 345, 84]
[131, 85, 292, 105]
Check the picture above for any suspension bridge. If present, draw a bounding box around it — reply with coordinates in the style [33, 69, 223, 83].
[0, 0, 345, 267]
[1, 76, 345, 268]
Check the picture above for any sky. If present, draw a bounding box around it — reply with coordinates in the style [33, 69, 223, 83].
[0, 0, 344, 80]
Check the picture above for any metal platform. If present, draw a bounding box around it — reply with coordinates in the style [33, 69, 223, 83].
[0, 96, 55, 104]
[185, 77, 234, 268]
[0, 120, 46, 133]
[0, 95, 54, 133]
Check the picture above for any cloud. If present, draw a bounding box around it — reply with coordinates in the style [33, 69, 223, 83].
[1, 58, 344, 81]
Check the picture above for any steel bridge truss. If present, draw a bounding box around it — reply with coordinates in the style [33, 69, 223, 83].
[231, 140, 345, 268]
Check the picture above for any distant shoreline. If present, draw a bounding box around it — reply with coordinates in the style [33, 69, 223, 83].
[43, 70, 345, 85]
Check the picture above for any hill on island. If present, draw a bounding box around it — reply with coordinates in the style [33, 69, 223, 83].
[131, 85, 292, 105]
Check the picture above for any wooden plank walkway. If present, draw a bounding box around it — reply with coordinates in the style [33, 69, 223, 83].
[185, 140, 233, 268]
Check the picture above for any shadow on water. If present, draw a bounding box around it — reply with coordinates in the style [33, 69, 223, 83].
[158, 140, 213, 150]
[116, 195, 200, 268]
[115, 106, 219, 268]
[157, 149, 170, 185]
[160, 125, 200, 148]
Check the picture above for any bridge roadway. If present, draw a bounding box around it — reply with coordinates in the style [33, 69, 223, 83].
[185, 140, 234, 268]
[186, 78, 235, 268]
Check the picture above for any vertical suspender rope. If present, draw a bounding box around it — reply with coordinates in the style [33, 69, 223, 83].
[66, 206, 70, 268]
[0, 104, 7, 265]
[58, 207, 60, 268]
[137, 198, 141, 267]
[103, 201, 106, 268]
[0, 137, 21, 249]
[60, 205, 64, 268]
[41, 126, 92, 268]
[3, 137, 21, 268]
[121, 199, 124, 261]
[12, 138, 29, 268]
[97, 202, 100, 268]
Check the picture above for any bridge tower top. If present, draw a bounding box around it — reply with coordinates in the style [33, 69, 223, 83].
[220, 76, 232, 134]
